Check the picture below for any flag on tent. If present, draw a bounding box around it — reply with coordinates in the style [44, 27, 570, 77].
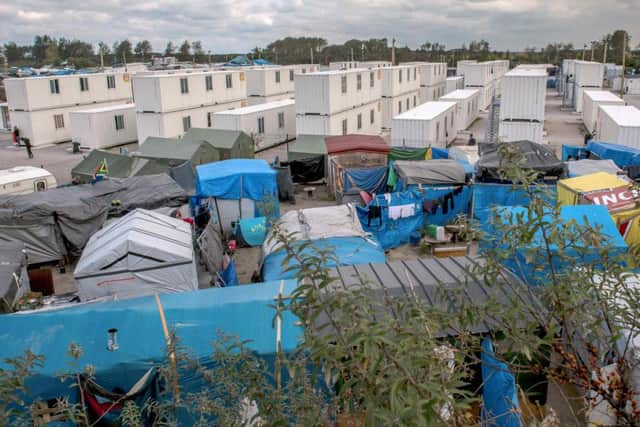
[94, 158, 109, 178]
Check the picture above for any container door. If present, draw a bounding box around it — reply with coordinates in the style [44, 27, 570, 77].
[34, 180, 47, 192]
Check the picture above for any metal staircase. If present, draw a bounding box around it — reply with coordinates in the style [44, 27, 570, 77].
[484, 90, 500, 144]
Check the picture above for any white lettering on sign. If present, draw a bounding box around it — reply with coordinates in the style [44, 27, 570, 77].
[586, 186, 640, 211]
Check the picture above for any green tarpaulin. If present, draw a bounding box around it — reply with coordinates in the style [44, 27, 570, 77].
[389, 147, 429, 161]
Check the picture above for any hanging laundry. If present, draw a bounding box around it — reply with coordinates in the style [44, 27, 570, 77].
[389, 203, 416, 220]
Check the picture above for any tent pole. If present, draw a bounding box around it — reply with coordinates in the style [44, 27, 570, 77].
[213, 198, 224, 236]
[239, 175, 243, 219]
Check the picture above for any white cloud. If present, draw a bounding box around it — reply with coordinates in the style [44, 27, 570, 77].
[16, 10, 50, 22]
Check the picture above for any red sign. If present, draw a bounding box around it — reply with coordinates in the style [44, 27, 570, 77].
[583, 186, 640, 212]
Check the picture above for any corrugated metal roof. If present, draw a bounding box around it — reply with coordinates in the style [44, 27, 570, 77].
[325, 134, 389, 155]
[314, 256, 542, 337]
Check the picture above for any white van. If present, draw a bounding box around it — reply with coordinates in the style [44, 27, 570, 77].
[0, 166, 57, 195]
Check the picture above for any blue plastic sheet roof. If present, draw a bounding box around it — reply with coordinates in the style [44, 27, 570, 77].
[195, 159, 278, 200]
[587, 141, 640, 168]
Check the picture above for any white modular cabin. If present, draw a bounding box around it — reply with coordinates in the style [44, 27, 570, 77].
[0, 103, 9, 130]
[9, 100, 129, 147]
[597, 105, 640, 149]
[247, 93, 294, 106]
[213, 99, 295, 150]
[499, 68, 547, 122]
[381, 91, 420, 130]
[498, 120, 544, 144]
[381, 65, 421, 97]
[582, 90, 624, 134]
[70, 103, 138, 149]
[459, 62, 494, 86]
[445, 76, 464, 95]
[329, 61, 391, 70]
[574, 61, 605, 88]
[467, 82, 496, 110]
[613, 77, 640, 95]
[132, 69, 247, 113]
[4, 72, 133, 112]
[419, 82, 446, 103]
[74, 209, 198, 302]
[440, 89, 480, 133]
[294, 68, 382, 116]
[0, 166, 57, 196]
[456, 60, 477, 77]
[390, 101, 457, 149]
[295, 100, 381, 136]
[418, 63, 447, 87]
[575, 86, 603, 114]
[245, 64, 317, 98]
[136, 100, 246, 144]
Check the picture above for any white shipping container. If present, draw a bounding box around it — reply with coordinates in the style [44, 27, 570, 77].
[612, 77, 640, 95]
[402, 62, 447, 87]
[419, 82, 446, 103]
[575, 86, 602, 114]
[213, 99, 295, 150]
[582, 90, 624, 134]
[247, 93, 295, 106]
[445, 76, 464, 95]
[70, 103, 137, 149]
[574, 61, 604, 87]
[440, 89, 480, 132]
[390, 101, 457, 148]
[9, 100, 129, 147]
[459, 62, 492, 86]
[133, 70, 247, 113]
[498, 120, 544, 144]
[136, 100, 246, 144]
[381, 91, 420, 130]
[381, 65, 421, 97]
[295, 69, 382, 115]
[329, 61, 391, 70]
[467, 83, 495, 110]
[499, 69, 547, 121]
[245, 65, 316, 97]
[597, 105, 640, 149]
[5, 72, 133, 112]
[295, 100, 381, 136]
[456, 60, 476, 77]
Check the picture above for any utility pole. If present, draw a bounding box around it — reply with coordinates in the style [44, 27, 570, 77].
[122, 52, 127, 72]
[391, 38, 396, 65]
[310, 47, 314, 65]
[582, 44, 586, 60]
[361, 43, 365, 62]
[603, 41, 608, 63]
[620, 32, 626, 98]
[99, 48, 104, 71]
[350, 47, 354, 63]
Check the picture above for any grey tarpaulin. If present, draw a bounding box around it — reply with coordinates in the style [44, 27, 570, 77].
[393, 160, 467, 186]
[273, 166, 295, 202]
[0, 174, 187, 263]
[477, 141, 566, 182]
[0, 242, 30, 312]
[170, 161, 196, 195]
[567, 159, 622, 178]
[74, 209, 198, 301]
[197, 221, 225, 278]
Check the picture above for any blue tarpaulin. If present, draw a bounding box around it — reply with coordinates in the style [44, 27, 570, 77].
[356, 190, 424, 250]
[262, 237, 386, 281]
[343, 166, 388, 194]
[221, 258, 239, 286]
[234, 216, 267, 247]
[432, 147, 449, 159]
[561, 145, 587, 161]
[481, 337, 521, 427]
[0, 281, 301, 403]
[481, 205, 628, 286]
[422, 185, 473, 226]
[587, 141, 640, 168]
[472, 183, 557, 223]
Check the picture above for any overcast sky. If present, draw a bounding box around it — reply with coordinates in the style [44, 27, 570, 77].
[1, 0, 638, 53]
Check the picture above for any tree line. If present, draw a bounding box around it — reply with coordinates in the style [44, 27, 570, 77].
[2, 30, 639, 69]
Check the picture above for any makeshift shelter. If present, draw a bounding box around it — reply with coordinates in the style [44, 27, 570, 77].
[356, 190, 424, 250]
[262, 205, 386, 281]
[71, 150, 169, 184]
[74, 209, 199, 301]
[195, 159, 278, 235]
[286, 135, 327, 183]
[566, 159, 622, 177]
[557, 172, 640, 245]
[182, 128, 255, 160]
[388, 146, 449, 161]
[325, 135, 390, 196]
[233, 217, 267, 247]
[472, 183, 557, 223]
[483, 205, 628, 286]
[0, 174, 187, 264]
[135, 137, 220, 168]
[476, 141, 566, 182]
[0, 242, 30, 313]
[0, 281, 301, 413]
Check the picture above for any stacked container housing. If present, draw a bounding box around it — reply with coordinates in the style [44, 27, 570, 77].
[245, 64, 316, 105]
[597, 105, 640, 149]
[445, 76, 464, 95]
[390, 101, 457, 148]
[328, 61, 391, 70]
[295, 68, 382, 136]
[5, 72, 133, 146]
[70, 104, 137, 149]
[573, 61, 605, 113]
[133, 69, 247, 144]
[439, 89, 480, 135]
[498, 68, 547, 144]
[402, 62, 447, 103]
[380, 65, 421, 130]
[459, 60, 510, 110]
[582, 90, 625, 134]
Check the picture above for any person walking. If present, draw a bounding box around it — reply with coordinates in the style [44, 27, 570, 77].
[468, 133, 476, 146]
[24, 138, 33, 159]
[12, 127, 20, 145]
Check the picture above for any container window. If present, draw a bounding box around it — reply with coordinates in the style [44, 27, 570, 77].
[406, 98, 409, 110]
[49, 79, 60, 94]
[289, 70, 294, 81]
[207, 112, 212, 127]
[278, 112, 285, 129]
[80, 77, 89, 92]
[106, 75, 116, 89]
[357, 74, 362, 91]
[357, 113, 362, 130]
[341, 76, 347, 94]
[370, 109, 375, 124]
[414, 68, 417, 80]
[54, 114, 64, 129]
[399, 70, 402, 83]
[35, 181, 46, 192]
[413, 95, 417, 107]
[370, 72, 374, 87]
[436, 122, 440, 141]
[226, 74, 233, 89]
[183, 116, 191, 132]
[275, 71, 281, 83]
[342, 119, 347, 135]
[398, 100, 402, 114]
[205, 75, 213, 91]
[114, 114, 125, 130]
[180, 77, 189, 94]
[258, 117, 265, 134]
[406, 68, 410, 81]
